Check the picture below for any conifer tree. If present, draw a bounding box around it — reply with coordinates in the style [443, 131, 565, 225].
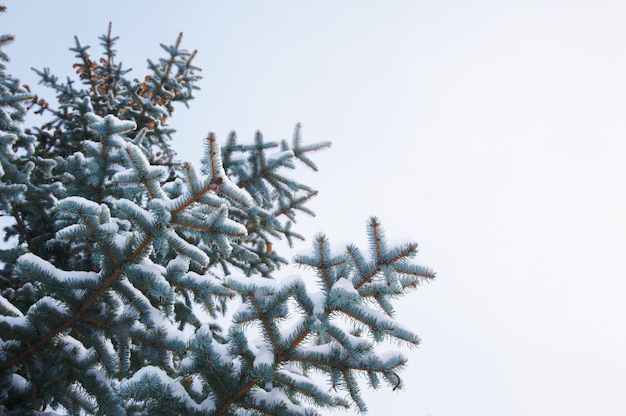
[0, 8, 435, 415]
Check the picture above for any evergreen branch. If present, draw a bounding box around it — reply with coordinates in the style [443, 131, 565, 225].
[171, 218, 232, 234]
[338, 306, 390, 333]
[339, 304, 420, 345]
[280, 328, 311, 361]
[235, 400, 282, 416]
[342, 369, 366, 412]
[318, 238, 332, 290]
[55, 198, 121, 264]
[100, 22, 122, 96]
[71, 36, 100, 112]
[218, 179, 253, 207]
[56, 384, 98, 415]
[136, 32, 194, 127]
[230, 329, 255, 370]
[165, 229, 209, 267]
[275, 370, 337, 407]
[384, 242, 418, 265]
[370, 216, 384, 263]
[272, 190, 318, 219]
[373, 294, 396, 317]
[94, 118, 112, 203]
[76, 212, 120, 264]
[114, 198, 156, 236]
[10, 201, 30, 244]
[171, 207, 246, 238]
[0, 234, 154, 372]
[287, 356, 338, 369]
[353, 265, 379, 291]
[215, 377, 259, 416]
[254, 130, 276, 172]
[204, 133, 224, 182]
[294, 234, 345, 292]
[291, 123, 331, 171]
[249, 293, 281, 354]
[0, 93, 33, 106]
[208, 369, 232, 406]
[121, 145, 164, 200]
[395, 262, 436, 280]
[325, 324, 370, 358]
[171, 181, 221, 215]
[346, 244, 377, 290]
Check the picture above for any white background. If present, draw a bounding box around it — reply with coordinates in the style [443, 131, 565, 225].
[4, 1, 626, 415]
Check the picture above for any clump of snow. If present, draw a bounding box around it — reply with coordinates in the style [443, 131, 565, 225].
[253, 338, 275, 367]
[250, 387, 307, 414]
[11, 372, 29, 394]
[121, 365, 206, 411]
[0, 293, 23, 317]
[17, 253, 100, 285]
[308, 291, 326, 316]
[267, 150, 294, 164]
[60, 334, 94, 363]
[331, 277, 358, 295]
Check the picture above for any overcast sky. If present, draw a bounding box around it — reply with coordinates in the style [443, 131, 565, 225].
[4, 1, 626, 415]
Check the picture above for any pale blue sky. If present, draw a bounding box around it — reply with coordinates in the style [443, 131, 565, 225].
[4, 1, 626, 415]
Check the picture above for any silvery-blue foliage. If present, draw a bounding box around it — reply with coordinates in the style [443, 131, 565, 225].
[0, 15, 434, 415]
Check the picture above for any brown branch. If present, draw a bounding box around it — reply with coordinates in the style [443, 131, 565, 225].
[182, 162, 197, 194]
[136, 33, 183, 127]
[94, 131, 109, 203]
[371, 218, 382, 262]
[74, 36, 102, 114]
[272, 191, 318, 218]
[11, 202, 30, 244]
[171, 181, 215, 215]
[215, 378, 258, 416]
[249, 294, 280, 353]
[277, 328, 310, 363]
[318, 237, 332, 290]
[122, 146, 159, 200]
[77, 212, 119, 264]
[0, 235, 153, 371]
[80, 315, 175, 354]
[290, 355, 400, 378]
[386, 244, 417, 266]
[206, 134, 222, 182]
[354, 266, 379, 291]
[239, 169, 268, 189]
[172, 219, 246, 238]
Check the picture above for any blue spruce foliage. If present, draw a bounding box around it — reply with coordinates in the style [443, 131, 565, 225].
[0, 8, 435, 415]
